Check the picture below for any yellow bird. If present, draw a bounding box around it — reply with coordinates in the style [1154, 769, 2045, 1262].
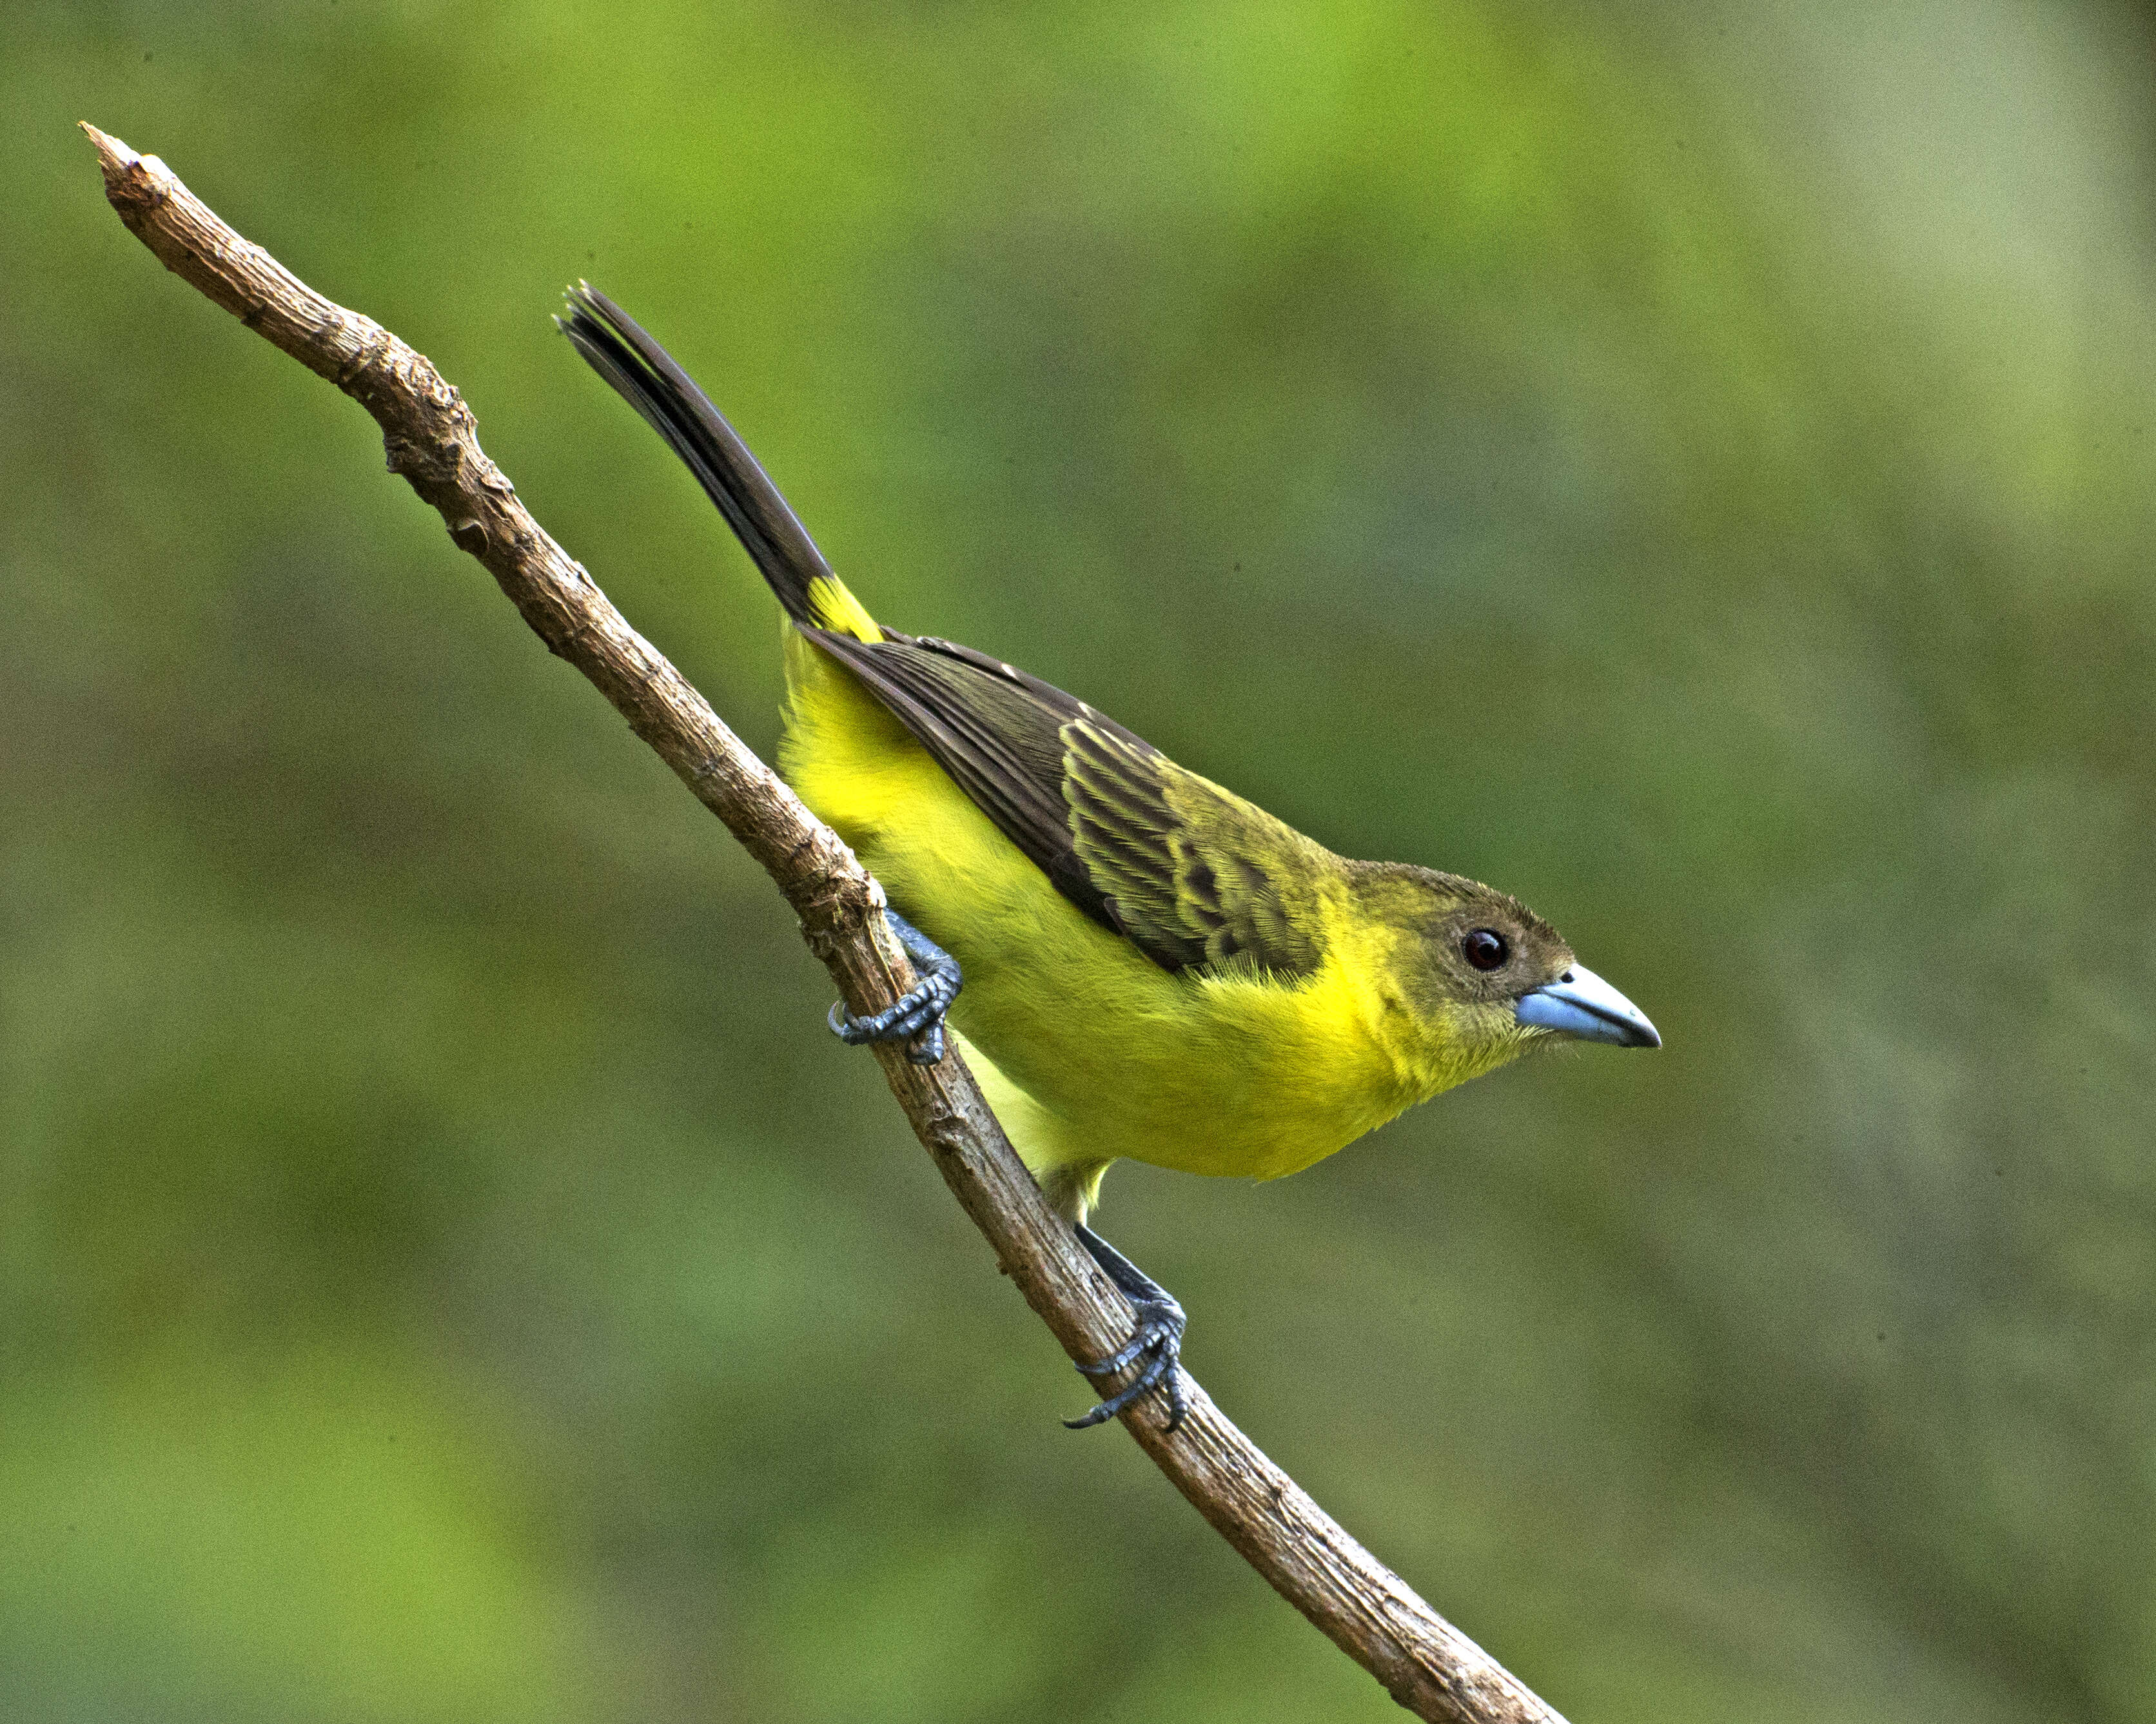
[562, 286, 1659, 1427]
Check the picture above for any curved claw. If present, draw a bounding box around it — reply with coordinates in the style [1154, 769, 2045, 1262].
[830, 977, 954, 1045]
[827, 912, 963, 1065]
[1161, 1358, 1189, 1429]
[1075, 1324, 1155, 1380]
[1065, 1296, 1188, 1431]
[1065, 1342, 1179, 1429]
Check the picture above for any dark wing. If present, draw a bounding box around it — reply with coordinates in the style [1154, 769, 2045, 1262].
[809, 629, 1328, 979]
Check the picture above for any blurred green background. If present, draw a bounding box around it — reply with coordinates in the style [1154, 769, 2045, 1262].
[6, 1, 2155, 1719]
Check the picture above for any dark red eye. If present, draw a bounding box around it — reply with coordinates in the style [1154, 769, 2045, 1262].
[1462, 928, 1509, 972]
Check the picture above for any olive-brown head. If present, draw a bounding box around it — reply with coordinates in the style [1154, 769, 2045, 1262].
[1348, 861, 1659, 1097]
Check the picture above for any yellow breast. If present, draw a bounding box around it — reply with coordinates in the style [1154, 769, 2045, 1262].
[778, 627, 1455, 1190]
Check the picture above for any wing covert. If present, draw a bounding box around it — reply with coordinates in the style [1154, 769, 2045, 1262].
[807, 629, 1328, 980]
[1063, 720, 1325, 977]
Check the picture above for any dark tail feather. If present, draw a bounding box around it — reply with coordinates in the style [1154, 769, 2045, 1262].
[558, 282, 832, 629]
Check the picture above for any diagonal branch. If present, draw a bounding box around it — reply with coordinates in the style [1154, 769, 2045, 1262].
[79, 123, 1567, 1724]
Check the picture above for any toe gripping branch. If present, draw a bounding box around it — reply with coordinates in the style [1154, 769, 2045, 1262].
[828, 911, 963, 1065]
[1067, 1225, 1189, 1431]
[827, 917, 1184, 1429]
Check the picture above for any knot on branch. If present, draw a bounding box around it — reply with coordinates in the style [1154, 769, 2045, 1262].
[381, 429, 475, 492]
[793, 861, 880, 955]
[331, 323, 395, 389]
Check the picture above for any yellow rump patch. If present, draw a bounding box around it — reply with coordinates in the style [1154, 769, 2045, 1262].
[807, 576, 881, 643]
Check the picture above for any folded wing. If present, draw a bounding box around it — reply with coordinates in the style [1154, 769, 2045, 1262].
[811, 628, 1328, 980]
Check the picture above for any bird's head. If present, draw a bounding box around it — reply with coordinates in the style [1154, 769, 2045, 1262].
[1346, 862, 1659, 1097]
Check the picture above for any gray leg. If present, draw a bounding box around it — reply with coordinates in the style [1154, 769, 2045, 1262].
[1065, 1224, 1189, 1431]
[828, 911, 963, 1066]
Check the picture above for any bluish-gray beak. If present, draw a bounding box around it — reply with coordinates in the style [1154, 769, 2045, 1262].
[1516, 963, 1660, 1048]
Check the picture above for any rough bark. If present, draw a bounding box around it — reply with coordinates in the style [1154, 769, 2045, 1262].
[81, 122, 1569, 1724]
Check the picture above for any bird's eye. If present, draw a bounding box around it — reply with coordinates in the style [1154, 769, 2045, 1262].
[1462, 928, 1509, 972]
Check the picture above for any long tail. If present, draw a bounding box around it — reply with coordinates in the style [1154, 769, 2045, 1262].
[557, 284, 880, 642]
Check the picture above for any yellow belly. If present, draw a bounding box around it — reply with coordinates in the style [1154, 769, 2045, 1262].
[779, 630, 1428, 1208]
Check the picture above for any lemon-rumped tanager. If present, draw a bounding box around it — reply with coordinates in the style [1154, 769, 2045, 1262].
[560, 286, 1660, 1429]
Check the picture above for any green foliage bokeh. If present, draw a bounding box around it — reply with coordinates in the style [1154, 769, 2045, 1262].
[6, 2, 2155, 1719]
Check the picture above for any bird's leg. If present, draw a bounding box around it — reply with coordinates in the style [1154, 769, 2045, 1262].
[827, 911, 963, 1065]
[1066, 1224, 1189, 1431]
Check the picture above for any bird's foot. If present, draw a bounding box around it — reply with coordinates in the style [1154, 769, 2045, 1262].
[828, 911, 962, 1065]
[1065, 1224, 1189, 1431]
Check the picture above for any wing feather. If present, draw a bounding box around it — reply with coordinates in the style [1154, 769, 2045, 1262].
[807, 628, 1329, 979]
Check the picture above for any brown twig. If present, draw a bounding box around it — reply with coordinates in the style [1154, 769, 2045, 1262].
[80, 122, 1568, 1724]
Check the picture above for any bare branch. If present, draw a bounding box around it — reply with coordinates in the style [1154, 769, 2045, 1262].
[81, 122, 1568, 1724]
